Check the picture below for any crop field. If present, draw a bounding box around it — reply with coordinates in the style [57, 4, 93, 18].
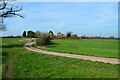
[39, 39, 119, 58]
[2, 38, 119, 78]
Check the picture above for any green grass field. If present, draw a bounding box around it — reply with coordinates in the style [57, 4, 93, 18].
[2, 38, 119, 78]
[38, 39, 118, 58]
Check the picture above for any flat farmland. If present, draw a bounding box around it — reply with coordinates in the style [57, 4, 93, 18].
[39, 39, 119, 58]
[2, 38, 119, 78]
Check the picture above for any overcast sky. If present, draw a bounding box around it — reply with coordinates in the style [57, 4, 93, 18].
[1, 2, 118, 37]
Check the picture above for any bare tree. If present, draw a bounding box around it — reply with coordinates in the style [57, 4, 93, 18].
[0, 0, 23, 31]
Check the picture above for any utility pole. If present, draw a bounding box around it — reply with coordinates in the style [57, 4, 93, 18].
[99, 33, 101, 48]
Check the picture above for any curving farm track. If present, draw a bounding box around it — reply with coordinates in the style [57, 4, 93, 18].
[23, 42, 120, 64]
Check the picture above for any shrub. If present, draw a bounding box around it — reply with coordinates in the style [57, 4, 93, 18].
[66, 31, 72, 38]
[36, 32, 51, 46]
[27, 31, 36, 38]
[71, 34, 79, 39]
[49, 31, 54, 38]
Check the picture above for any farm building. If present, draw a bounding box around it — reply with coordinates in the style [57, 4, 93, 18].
[57, 32, 65, 38]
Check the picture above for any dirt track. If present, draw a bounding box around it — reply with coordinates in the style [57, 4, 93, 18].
[24, 42, 120, 64]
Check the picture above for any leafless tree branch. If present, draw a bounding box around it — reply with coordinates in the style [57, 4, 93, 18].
[0, 0, 24, 31]
[0, 1, 7, 10]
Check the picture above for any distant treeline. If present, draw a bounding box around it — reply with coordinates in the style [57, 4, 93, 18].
[80, 36, 120, 40]
[2, 36, 120, 40]
[1, 30, 120, 40]
[2, 35, 120, 40]
[2, 36, 22, 38]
